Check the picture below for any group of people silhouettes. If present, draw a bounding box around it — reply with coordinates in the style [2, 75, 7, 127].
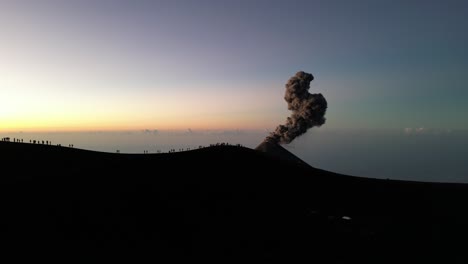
[1, 136, 76, 148]
[162, 143, 243, 154]
[2, 136, 244, 154]
[29, 140, 51, 145]
[1, 137, 24, 143]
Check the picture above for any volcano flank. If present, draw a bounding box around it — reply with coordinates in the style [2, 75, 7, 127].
[1, 141, 468, 263]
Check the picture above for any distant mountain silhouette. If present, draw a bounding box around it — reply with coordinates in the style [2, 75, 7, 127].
[1, 141, 468, 263]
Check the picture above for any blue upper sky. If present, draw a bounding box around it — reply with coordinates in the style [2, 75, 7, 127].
[0, 0, 467, 131]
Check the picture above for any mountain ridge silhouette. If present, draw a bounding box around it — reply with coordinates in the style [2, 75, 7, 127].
[1, 141, 468, 263]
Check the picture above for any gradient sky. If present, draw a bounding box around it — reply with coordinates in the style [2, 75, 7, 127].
[1, 0, 467, 132]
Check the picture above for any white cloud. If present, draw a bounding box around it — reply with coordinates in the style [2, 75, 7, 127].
[404, 127, 453, 135]
[142, 129, 159, 135]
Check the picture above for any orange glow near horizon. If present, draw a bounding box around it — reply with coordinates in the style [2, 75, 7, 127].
[0, 75, 282, 133]
[0, 110, 280, 132]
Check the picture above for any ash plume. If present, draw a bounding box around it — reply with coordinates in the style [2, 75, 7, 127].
[267, 71, 327, 144]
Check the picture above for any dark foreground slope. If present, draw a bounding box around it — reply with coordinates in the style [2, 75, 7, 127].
[1, 141, 468, 263]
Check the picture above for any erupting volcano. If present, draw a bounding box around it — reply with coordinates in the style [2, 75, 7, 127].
[256, 71, 327, 163]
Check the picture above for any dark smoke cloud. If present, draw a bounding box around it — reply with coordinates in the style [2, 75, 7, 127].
[267, 71, 327, 144]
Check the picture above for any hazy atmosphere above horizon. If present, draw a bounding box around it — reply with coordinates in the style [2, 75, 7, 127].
[1, 0, 467, 132]
[1, 0, 467, 182]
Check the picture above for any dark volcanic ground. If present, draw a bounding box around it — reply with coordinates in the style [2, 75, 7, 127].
[1, 141, 468, 263]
